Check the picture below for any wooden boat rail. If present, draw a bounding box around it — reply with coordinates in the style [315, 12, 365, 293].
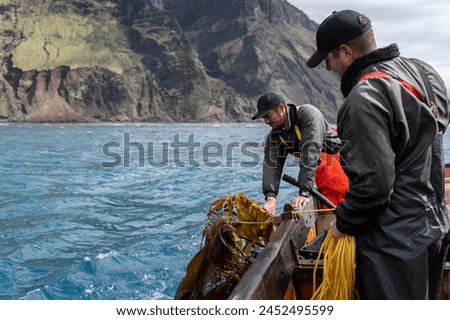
[228, 204, 316, 300]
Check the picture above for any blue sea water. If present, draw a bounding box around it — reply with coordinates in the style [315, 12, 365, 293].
[1, 123, 449, 300]
[0, 123, 297, 300]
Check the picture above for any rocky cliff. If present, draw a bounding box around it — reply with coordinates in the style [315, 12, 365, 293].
[0, 0, 342, 123]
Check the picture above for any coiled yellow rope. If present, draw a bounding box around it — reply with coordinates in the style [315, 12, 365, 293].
[310, 230, 357, 300]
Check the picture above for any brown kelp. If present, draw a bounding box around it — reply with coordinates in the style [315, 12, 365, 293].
[175, 193, 273, 299]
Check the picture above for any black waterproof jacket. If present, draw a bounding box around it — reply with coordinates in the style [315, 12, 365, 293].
[335, 44, 450, 299]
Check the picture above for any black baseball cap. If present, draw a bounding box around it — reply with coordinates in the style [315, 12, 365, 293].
[307, 10, 372, 68]
[252, 91, 284, 120]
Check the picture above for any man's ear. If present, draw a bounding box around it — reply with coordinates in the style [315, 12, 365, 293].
[278, 103, 287, 114]
[340, 44, 354, 62]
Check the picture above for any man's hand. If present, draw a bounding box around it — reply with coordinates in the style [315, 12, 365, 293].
[263, 197, 277, 217]
[330, 219, 344, 240]
[290, 195, 310, 208]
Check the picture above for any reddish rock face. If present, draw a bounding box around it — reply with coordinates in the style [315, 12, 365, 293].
[1, 66, 86, 123]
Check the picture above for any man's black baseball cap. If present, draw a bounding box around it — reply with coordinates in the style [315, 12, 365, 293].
[307, 10, 372, 68]
[252, 91, 284, 120]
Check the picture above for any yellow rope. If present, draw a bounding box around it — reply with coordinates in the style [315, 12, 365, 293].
[310, 230, 357, 300]
[232, 208, 334, 225]
[292, 208, 334, 215]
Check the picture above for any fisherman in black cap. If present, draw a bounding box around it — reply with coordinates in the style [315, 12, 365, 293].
[252, 91, 348, 217]
[307, 9, 450, 299]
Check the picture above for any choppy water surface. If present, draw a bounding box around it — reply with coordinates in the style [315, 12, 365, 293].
[0, 123, 286, 300]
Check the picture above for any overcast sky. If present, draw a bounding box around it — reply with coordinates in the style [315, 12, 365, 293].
[288, 0, 450, 92]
